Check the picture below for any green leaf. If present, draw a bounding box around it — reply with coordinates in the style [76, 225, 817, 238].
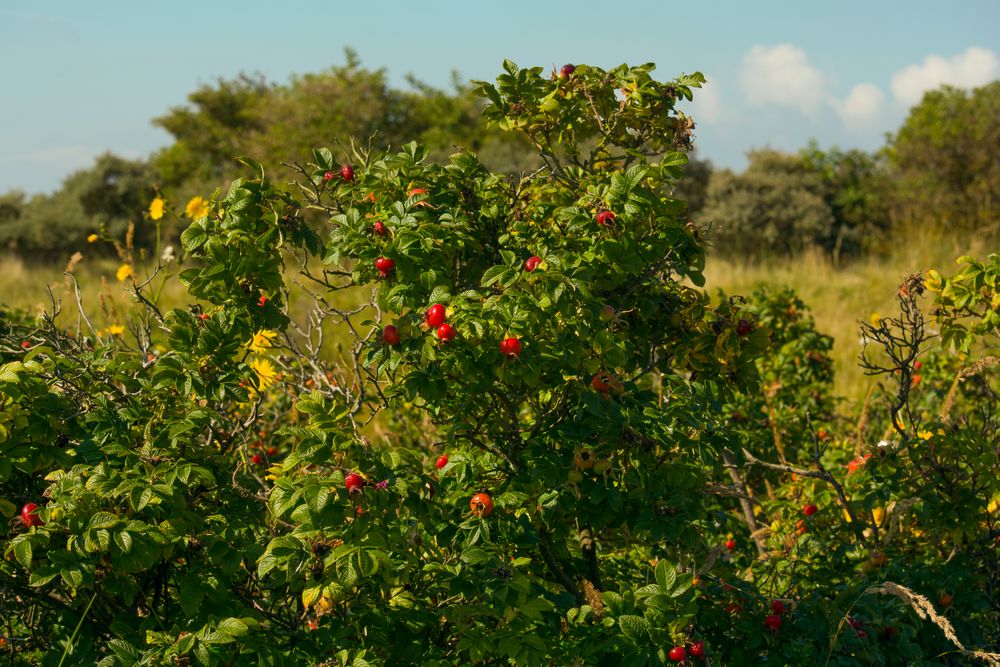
[313, 148, 334, 170]
[236, 156, 265, 179]
[29, 568, 59, 587]
[12, 536, 32, 568]
[88, 512, 120, 530]
[654, 560, 677, 592]
[215, 617, 250, 640]
[461, 547, 491, 564]
[60, 568, 84, 589]
[180, 221, 208, 252]
[618, 614, 651, 641]
[481, 265, 508, 287]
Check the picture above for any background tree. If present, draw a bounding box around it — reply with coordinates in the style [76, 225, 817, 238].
[800, 142, 890, 262]
[152, 72, 270, 191]
[698, 149, 834, 260]
[153, 49, 539, 201]
[0, 191, 26, 253]
[0, 154, 155, 259]
[669, 154, 712, 217]
[885, 81, 1000, 237]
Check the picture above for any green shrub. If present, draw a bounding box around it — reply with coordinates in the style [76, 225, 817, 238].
[1, 61, 997, 667]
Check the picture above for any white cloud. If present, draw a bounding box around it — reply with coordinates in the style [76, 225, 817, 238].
[740, 44, 827, 115]
[689, 75, 726, 125]
[890, 47, 1000, 107]
[837, 83, 885, 129]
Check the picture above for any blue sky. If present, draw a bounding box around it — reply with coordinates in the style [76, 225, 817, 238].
[1, 0, 998, 194]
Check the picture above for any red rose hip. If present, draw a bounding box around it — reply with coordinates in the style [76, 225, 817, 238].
[425, 304, 447, 327]
[470, 492, 493, 517]
[725, 538, 736, 551]
[596, 210, 616, 226]
[344, 473, 365, 493]
[771, 600, 786, 615]
[688, 641, 704, 658]
[340, 164, 355, 181]
[372, 221, 387, 236]
[20, 503, 44, 527]
[764, 614, 782, 631]
[668, 646, 686, 662]
[500, 337, 522, 357]
[435, 455, 449, 470]
[558, 64, 575, 79]
[436, 323, 457, 342]
[382, 325, 400, 346]
[524, 255, 542, 272]
[375, 257, 395, 277]
[803, 504, 818, 517]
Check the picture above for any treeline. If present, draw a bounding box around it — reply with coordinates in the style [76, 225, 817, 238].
[697, 78, 999, 261]
[0, 50, 996, 261]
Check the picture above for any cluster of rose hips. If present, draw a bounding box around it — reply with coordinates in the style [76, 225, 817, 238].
[250, 442, 280, 466]
[424, 303, 455, 342]
[345, 454, 493, 521]
[381, 303, 525, 358]
[764, 599, 788, 633]
[667, 640, 705, 661]
[568, 449, 611, 483]
[323, 164, 355, 184]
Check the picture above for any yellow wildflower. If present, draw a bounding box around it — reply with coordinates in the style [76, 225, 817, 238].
[251, 358, 280, 390]
[185, 196, 209, 219]
[87, 233, 98, 243]
[869, 312, 881, 325]
[249, 330, 279, 354]
[116, 264, 134, 282]
[148, 197, 165, 221]
[107, 324, 125, 336]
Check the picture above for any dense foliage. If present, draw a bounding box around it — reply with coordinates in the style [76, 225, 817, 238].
[1, 61, 998, 666]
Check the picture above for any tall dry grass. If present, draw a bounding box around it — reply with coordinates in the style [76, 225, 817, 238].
[0, 254, 185, 332]
[705, 230, 994, 405]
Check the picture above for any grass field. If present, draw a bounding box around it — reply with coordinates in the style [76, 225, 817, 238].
[1, 226, 991, 408]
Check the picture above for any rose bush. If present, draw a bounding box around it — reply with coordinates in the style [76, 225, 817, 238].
[1, 61, 997, 666]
